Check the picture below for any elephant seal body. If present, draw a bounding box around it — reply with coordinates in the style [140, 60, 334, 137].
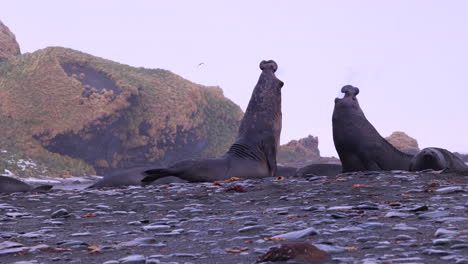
[295, 163, 343, 177]
[275, 166, 298, 177]
[332, 85, 413, 172]
[87, 167, 187, 189]
[409, 147, 468, 171]
[143, 60, 283, 183]
[0, 176, 53, 193]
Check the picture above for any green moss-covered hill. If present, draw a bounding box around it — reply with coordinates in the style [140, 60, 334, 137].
[0, 47, 243, 176]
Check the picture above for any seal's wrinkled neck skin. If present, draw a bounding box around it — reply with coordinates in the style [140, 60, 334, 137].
[237, 60, 283, 142]
[229, 60, 283, 176]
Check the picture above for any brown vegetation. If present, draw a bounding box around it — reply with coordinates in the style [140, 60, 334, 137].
[0, 47, 242, 176]
[0, 20, 20, 61]
[278, 135, 321, 167]
[385, 131, 420, 155]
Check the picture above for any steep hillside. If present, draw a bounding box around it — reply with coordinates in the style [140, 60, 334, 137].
[0, 47, 242, 176]
[0, 20, 20, 61]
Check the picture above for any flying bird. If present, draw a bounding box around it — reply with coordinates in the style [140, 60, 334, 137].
[197, 62, 205, 67]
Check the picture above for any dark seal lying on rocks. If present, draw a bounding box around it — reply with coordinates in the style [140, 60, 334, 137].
[295, 163, 343, 177]
[87, 167, 187, 189]
[0, 175, 53, 193]
[275, 166, 298, 177]
[142, 60, 283, 183]
[410, 147, 468, 171]
[332, 85, 413, 172]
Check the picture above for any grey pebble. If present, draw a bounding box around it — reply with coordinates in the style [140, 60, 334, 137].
[51, 208, 69, 218]
[119, 254, 146, 264]
[271, 227, 319, 239]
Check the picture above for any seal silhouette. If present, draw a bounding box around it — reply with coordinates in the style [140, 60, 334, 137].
[409, 147, 468, 171]
[332, 85, 413, 172]
[87, 167, 187, 189]
[295, 163, 343, 177]
[142, 60, 283, 183]
[0, 176, 53, 193]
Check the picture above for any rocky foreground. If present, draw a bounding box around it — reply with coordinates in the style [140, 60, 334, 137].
[0, 171, 467, 264]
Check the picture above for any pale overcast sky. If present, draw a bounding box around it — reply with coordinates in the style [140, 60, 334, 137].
[2, 0, 468, 156]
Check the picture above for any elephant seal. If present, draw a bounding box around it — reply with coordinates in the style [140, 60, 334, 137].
[87, 167, 187, 189]
[0, 176, 53, 194]
[275, 166, 298, 178]
[142, 60, 283, 183]
[295, 163, 343, 177]
[409, 147, 468, 171]
[332, 85, 413, 172]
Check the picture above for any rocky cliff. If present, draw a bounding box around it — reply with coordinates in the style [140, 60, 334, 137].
[278, 135, 321, 167]
[0, 47, 243, 176]
[385, 131, 420, 155]
[0, 20, 20, 62]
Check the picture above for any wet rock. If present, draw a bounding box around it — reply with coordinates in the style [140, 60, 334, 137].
[418, 211, 451, 220]
[0, 247, 28, 256]
[257, 242, 329, 263]
[119, 254, 146, 264]
[143, 224, 171, 231]
[435, 186, 464, 194]
[385, 211, 411, 218]
[238, 225, 266, 233]
[51, 208, 69, 218]
[271, 227, 319, 240]
[422, 249, 451, 256]
[434, 228, 458, 238]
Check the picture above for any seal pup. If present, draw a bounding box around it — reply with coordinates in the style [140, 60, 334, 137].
[409, 147, 468, 171]
[142, 60, 283, 183]
[295, 163, 343, 177]
[87, 167, 187, 189]
[0, 176, 53, 193]
[332, 85, 413, 172]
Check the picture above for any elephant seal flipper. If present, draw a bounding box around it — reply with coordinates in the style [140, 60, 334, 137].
[143, 60, 283, 183]
[141, 168, 173, 184]
[332, 85, 414, 173]
[410, 147, 468, 171]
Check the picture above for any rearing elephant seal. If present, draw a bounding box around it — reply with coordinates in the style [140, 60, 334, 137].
[142, 60, 283, 183]
[409, 147, 468, 171]
[332, 85, 413, 172]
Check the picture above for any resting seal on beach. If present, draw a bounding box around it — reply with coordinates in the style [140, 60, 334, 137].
[332, 85, 413, 172]
[409, 147, 468, 171]
[87, 167, 187, 189]
[142, 60, 283, 183]
[0, 175, 53, 193]
[295, 163, 343, 177]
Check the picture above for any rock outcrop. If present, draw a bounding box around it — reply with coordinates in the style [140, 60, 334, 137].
[385, 131, 420, 155]
[0, 47, 242, 176]
[0, 20, 20, 62]
[278, 135, 321, 167]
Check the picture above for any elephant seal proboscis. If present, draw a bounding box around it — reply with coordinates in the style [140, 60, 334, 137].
[142, 60, 283, 183]
[332, 85, 413, 172]
[409, 147, 468, 171]
[0, 176, 53, 194]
